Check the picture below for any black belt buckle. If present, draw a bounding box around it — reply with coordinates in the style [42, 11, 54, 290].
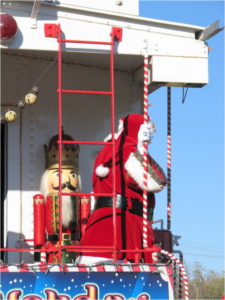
[115, 194, 127, 209]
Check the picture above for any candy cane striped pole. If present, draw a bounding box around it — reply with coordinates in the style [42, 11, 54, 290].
[142, 51, 149, 248]
[167, 87, 172, 230]
[40, 251, 46, 264]
[173, 259, 178, 297]
[161, 249, 189, 299]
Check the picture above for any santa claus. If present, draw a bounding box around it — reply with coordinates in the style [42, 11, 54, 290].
[37, 131, 81, 263]
[77, 114, 166, 264]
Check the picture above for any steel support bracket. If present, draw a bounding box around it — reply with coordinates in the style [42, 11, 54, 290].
[196, 20, 224, 40]
[111, 27, 123, 42]
[30, 0, 41, 29]
[44, 24, 61, 38]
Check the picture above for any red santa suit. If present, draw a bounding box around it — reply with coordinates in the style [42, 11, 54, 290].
[80, 114, 166, 263]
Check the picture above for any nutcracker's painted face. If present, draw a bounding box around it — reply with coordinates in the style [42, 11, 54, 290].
[47, 168, 79, 194]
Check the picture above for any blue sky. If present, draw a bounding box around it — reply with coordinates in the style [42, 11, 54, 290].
[139, 1, 224, 273]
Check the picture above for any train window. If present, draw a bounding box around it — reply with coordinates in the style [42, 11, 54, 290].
[0, 121, 8, 262]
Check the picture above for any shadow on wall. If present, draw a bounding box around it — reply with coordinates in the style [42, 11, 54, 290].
[5, 231, 34, 264]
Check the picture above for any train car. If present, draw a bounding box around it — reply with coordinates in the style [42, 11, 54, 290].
[0, 1, 223, 299]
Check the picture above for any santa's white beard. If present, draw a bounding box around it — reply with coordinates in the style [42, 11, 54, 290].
[61, 196, 74, 228]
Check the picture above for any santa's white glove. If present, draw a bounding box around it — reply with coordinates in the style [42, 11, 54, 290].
[137, 124, 151, 155]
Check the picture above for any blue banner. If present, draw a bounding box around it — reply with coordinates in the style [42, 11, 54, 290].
[0, 271, 169, 299]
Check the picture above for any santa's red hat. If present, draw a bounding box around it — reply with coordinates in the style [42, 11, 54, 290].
[95, 116, 125, 178]
[94, 114, 146, 178]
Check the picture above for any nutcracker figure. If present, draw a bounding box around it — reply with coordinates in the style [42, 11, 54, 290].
[33, 130, 82, 263]
[78, 114, 167, 264]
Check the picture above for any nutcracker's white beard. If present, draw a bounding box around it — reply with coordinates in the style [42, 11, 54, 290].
[61, 196, 74, 228]
[40, 170, 74, 228]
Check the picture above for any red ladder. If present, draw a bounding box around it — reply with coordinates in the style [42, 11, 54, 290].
[45, 24, 122, 262]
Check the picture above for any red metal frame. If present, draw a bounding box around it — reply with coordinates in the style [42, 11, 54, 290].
[57, 24, 63, 261]
[58, 89, 112, 95]
[52, 24, 121, 262]
[110, 27, 117, 262]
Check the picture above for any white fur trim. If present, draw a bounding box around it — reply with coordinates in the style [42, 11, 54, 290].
[39, 170, 49, 198]
[104, 133, 112, 142]
[75, 256, 124, 265]
[103, 119, 124, 142]
[103, 132, 121, 142]
[96, 164, 110, 177]
[75, 256, 114, 264]
[124, 153, 163, 192]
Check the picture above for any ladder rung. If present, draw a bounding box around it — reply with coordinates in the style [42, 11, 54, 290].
[61, 39, 112, 46]
[58, 89, 112, 95]
[61, 140, 113, 146]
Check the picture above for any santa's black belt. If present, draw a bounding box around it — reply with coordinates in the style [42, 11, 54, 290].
[94, 195, 128, 210]
[94, 196, 149, 218]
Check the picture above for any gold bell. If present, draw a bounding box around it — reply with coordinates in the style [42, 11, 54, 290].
[5, 110, 17, 122]
[25, 86, 39, 104]
[25, 93, 37, 104]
